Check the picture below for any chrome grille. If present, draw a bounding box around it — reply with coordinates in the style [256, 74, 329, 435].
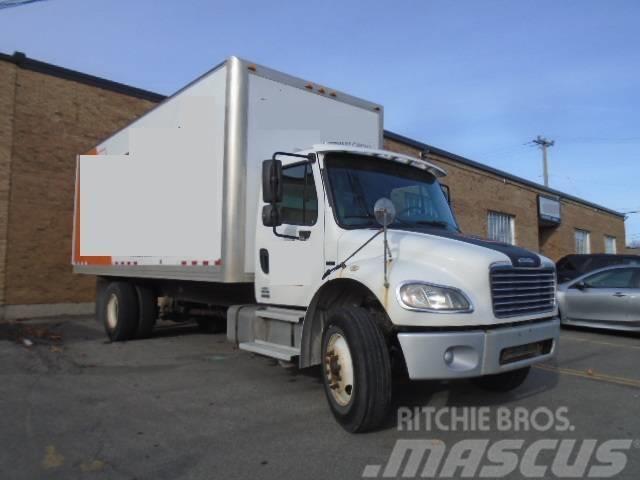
[490, 266, 556, 318]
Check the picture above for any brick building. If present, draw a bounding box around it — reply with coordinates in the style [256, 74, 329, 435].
[0, 52, 630, 320]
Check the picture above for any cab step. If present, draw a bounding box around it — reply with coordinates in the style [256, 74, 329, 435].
[239, 340, 300, 362]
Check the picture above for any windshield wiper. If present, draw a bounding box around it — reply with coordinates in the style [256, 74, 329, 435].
[343, 214, 376, 226]
[409, 220, 451, 228]
[343, 214, 375, 219]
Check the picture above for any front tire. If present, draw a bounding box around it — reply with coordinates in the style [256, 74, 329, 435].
[472, 366, 531, 392]
[321, 307, 392, 433]
[99, 281, 139, 342]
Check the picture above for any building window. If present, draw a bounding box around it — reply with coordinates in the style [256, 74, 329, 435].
[575, 229, 591, 254]
[487, 211, 515, 245]
[280, 163, 318, 226]
[604, 235, 617, 254]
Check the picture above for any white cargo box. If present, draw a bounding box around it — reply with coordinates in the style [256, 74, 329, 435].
[73, 56, 383, 283]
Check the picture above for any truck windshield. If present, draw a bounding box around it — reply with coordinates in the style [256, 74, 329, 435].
[325, 153, 459, 231]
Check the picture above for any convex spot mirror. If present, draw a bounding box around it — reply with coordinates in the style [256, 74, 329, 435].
[374, 197, 396, 227]
[262, 159, 283, 204]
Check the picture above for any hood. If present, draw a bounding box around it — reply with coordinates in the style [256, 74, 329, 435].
[333, 228, 553, 327]
[411, 228, 542, 268]
[337, 227, 544, 271]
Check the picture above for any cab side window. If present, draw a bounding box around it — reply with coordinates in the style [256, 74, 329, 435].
[280, 163, 318, 226]
[584, 268, 635, 289]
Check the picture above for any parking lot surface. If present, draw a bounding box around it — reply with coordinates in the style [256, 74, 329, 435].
[1, 316, 639, 479]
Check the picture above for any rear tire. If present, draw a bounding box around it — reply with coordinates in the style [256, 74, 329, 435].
[321, 307, 392, 433]
[135, 284, 157, 339]
[100, 281, 139, 342]
[472, 366, 531, 392]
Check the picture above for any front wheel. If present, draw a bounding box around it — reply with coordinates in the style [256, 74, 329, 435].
[321, 307, 392, 433]
[472, 366, 531, 392]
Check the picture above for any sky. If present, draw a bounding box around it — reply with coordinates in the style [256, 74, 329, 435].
[1, 0, 639, 244]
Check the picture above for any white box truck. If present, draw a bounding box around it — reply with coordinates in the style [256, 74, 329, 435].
[74, 56, 560, 432]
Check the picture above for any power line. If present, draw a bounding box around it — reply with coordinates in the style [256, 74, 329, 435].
[549, 175, 638, 190]
[558, 136, 640, 145]
[531, 136, 554, 187]
[0, 0, 47, 10]
[479, 143, 530, 160]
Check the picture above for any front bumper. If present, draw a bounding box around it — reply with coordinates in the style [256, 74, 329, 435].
[397, 317, 559, 380]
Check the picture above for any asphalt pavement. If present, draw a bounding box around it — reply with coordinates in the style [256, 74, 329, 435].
[1, 316, 639, 479]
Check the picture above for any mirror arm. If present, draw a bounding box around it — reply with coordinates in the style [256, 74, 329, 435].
[272, 225, 299, 241]
[272, 151, 316, 163]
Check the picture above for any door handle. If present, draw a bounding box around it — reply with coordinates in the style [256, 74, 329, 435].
[298, 230, 311, 240]
[613, 292, 627, 297]
[259, 248, 269, 274]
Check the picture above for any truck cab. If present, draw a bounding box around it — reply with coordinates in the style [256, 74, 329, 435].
[237, 143, 559, 431]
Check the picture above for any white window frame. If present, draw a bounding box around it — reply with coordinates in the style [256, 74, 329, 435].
[487, 211, 515, 245]
[604, 235, 617, 254]
[575, 229, 591, 254]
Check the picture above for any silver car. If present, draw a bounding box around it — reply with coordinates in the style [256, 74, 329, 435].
[557, 265, 640, 332]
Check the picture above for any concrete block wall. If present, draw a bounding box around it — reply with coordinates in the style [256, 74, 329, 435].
[539, 201, 627, 259]
[0, 60, 17, 308]
[0, 59, 157, 317]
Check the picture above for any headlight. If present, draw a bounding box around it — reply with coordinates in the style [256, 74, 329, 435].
[397, 282, 473, 312]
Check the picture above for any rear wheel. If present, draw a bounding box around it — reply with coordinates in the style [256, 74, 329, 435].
[135, 284, 157, 339]
[99, 281, 139, 341]
[472, 366, 531, 392]
[321, 307, 392, 433]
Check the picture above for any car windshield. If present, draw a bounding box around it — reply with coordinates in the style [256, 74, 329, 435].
[325, 153, 459, 231]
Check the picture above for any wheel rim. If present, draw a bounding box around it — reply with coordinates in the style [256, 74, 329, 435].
[324, 332, 354, 407]
[106, 293, 119, 330]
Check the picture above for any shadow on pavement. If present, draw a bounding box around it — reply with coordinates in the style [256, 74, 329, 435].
[561, 324, 640, 339]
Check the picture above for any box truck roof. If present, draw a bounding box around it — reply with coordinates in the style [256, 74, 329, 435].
[89, 56, 383, 154]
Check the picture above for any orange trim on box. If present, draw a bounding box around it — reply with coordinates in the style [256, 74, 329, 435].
[74, 153, 112, 266]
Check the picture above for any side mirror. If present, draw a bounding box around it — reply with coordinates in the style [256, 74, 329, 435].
[573, 281, 587, 290]
[262, 204, 282, 227]
[262, 160, 283, 204]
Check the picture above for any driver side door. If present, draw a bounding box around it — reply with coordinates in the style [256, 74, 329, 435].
[255, 161, 325, 307]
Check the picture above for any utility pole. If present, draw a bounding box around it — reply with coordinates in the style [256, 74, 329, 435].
[532, 136, 554, 187]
